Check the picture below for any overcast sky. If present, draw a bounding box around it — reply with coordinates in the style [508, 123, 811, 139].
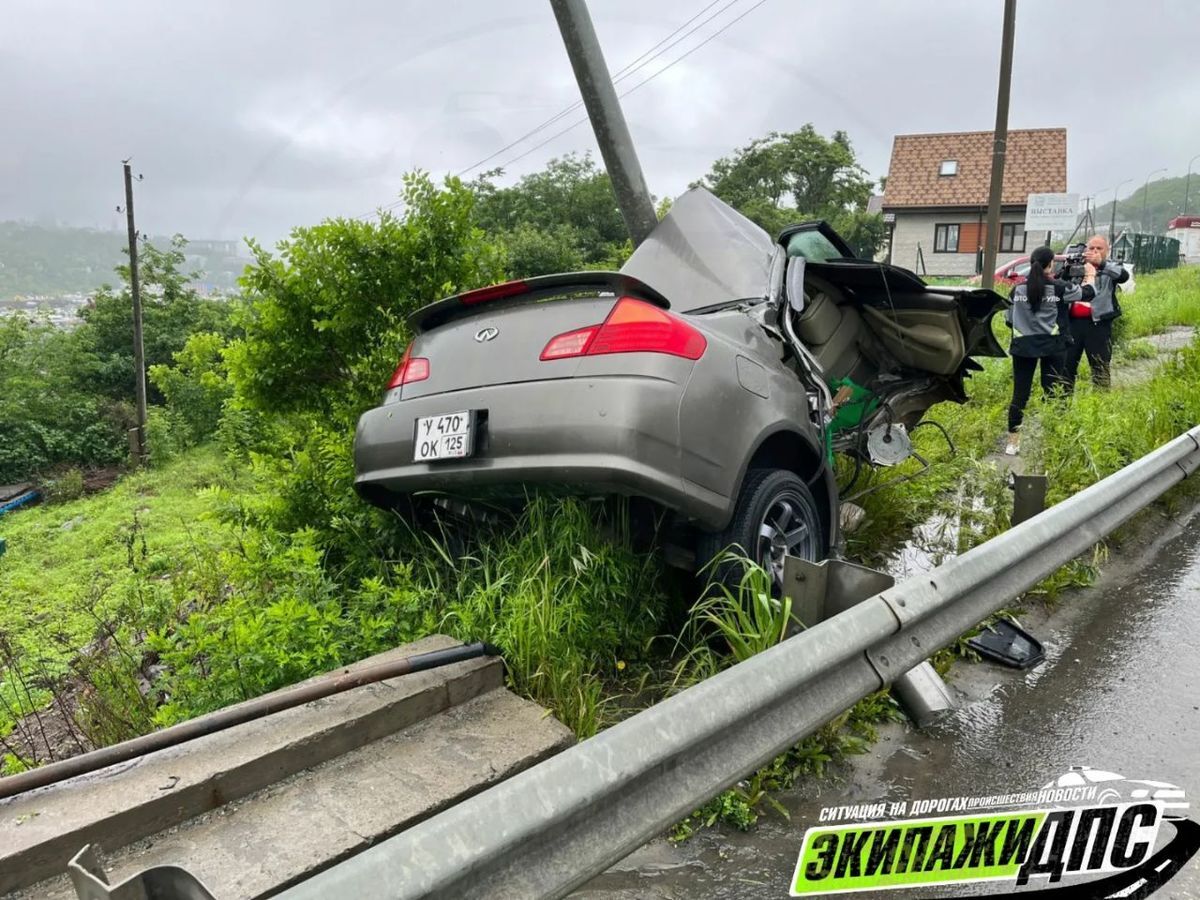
[2, 0, 1197, 247]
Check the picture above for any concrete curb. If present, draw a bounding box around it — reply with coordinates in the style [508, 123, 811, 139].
[0, 635, 502, 895]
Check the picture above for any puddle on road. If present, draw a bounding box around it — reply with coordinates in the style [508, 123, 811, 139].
[881, 483, 998, 582]
[886, 509, 959, 580]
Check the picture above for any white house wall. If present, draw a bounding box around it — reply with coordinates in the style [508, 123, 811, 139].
[889, 210, 1032, 277]
[1167, 227, 1200, 264]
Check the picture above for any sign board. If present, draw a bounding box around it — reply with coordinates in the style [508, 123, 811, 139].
[1025, 193, 1080, 232]
[882, 212, 895, 224]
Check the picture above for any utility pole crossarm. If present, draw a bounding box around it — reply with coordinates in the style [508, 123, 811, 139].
[548, 0, 659, 248]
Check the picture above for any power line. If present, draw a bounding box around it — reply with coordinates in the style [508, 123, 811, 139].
[484, 0, 772, 173]
[452, 0, 736, 180]
[357, 0, 760, 220]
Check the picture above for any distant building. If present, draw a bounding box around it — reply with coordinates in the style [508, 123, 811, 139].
[1167, 216, 1200, 265]
[881, 128, 1068, 277]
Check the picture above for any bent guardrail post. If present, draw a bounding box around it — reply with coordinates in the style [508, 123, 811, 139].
[783, 555, 952, 727]
[67, 844, 217, 900]
[1012, 473, 1049, 526]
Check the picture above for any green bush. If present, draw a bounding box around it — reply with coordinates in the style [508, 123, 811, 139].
[225, 172, 505, 425]
[43, 468, 85, 503]
[148, 331, 234, 448]
[0, 315, 127, 482]
[144, 408, 189, 466]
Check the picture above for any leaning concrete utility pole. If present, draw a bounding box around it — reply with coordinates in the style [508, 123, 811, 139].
[981, 0, 1017, 290]
[549, 0, 659, 247]
[122, 161, 148, 466]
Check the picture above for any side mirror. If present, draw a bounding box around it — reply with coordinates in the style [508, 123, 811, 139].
[785, 256, 807, 313]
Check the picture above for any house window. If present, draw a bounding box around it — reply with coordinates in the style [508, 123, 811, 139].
[939, 160, 958, 176]
[934, 224, 960, 253]
[999, 223, 1026, 253]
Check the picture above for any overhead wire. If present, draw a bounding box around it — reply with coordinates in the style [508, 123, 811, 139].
[452, 0, 732, 179]
[357, 0, 772, 220]
[472, 0, 772, 174]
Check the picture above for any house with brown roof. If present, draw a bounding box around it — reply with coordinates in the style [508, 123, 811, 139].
[881, 128, 1067, 277]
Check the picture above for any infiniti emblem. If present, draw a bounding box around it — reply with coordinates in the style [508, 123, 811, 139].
[475, 326, 499, 343]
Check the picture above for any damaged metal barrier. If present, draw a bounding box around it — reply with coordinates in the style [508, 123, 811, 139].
[67, 845, 216, 900]
[782, 555, 953, 727]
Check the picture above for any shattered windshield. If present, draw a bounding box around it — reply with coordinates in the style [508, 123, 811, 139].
[619, 187, 775, 312]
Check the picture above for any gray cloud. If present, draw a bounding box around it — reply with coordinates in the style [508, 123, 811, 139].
[1, 0, 1197, 246]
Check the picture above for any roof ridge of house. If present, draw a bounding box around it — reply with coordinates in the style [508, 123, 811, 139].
[893, 126, 1067, 139]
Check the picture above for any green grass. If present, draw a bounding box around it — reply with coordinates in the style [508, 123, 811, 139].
[0, 448, 245, 757]
[0, 448, 240, 663]
[416, 497, 669, 737]
[1120, 268, 1200, 338]
[923, 276, 977, 287]
[2, 267, 1197, 817]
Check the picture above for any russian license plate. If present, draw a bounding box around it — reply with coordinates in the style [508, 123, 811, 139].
[414, 411, 474, 461]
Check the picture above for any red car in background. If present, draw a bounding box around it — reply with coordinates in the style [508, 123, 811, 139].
[982, 254, 1136, 293]
[991, 254, 1066, 288]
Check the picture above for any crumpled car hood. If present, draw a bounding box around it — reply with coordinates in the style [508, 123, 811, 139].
[620, 187, 775, 312]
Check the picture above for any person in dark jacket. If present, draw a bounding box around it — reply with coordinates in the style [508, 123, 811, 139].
[1003, 245, 1084, 456]
[1063, 235, 1130, 391]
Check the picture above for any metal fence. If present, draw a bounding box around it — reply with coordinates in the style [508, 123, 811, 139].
[1113, 232, 1182, 274]
[274, 426, 1200, 900]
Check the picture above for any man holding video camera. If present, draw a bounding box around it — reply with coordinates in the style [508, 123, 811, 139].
[1062, 235, 1130, 392]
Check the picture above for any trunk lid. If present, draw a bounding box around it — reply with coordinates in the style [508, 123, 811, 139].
[398, 272, 672, 399]
[400, 295, 618, 399]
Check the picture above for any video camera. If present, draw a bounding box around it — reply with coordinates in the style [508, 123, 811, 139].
[1060, 243, 1088, 283]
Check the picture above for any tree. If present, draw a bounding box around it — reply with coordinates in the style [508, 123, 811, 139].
[226, 171, 506, 423]
[469, 153, 638, 277]
[0, 315, 125, 481]
[76, 235, 235, 403]
[498, 222, 585, 278]
[695, 126, 884, 258]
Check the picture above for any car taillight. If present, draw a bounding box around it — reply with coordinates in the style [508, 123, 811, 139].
[386, 344, 430, 390]
[540, 326, 599, 360]
[538, 297, 706, 362]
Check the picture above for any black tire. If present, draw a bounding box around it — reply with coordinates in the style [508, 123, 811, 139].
[695, 468, 826, 597]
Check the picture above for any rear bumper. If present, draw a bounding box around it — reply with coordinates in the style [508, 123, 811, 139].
[353, 376, 733, 528]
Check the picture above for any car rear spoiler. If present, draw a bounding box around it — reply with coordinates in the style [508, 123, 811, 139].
[407, 271, 672, 333]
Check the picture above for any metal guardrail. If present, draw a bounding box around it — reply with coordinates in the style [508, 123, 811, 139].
[273, 426, 1200, 900]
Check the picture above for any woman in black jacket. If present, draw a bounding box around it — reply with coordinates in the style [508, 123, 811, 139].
[1003, 245, 1089, 456]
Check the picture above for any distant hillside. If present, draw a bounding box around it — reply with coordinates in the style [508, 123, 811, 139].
[0, 222, 252, 299]
[1092, 175, 1199, 235]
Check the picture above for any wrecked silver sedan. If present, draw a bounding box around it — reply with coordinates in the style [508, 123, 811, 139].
[353, 188, 1005, 589]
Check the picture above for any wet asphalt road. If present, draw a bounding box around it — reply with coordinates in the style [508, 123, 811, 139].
[575, 505, 1200, 899]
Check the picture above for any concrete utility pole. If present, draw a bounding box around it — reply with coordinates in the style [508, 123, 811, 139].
[122, 161, 148, 466]
[981, 0, 1017, 290]
[548, 0, 659, 248]
[1141, 167, 1166, 233]
[1185, 154, 1200, 217]
[1111, 178, 1132, 240]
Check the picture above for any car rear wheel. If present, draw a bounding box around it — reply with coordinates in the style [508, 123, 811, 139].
[696, 468, 826, 598]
